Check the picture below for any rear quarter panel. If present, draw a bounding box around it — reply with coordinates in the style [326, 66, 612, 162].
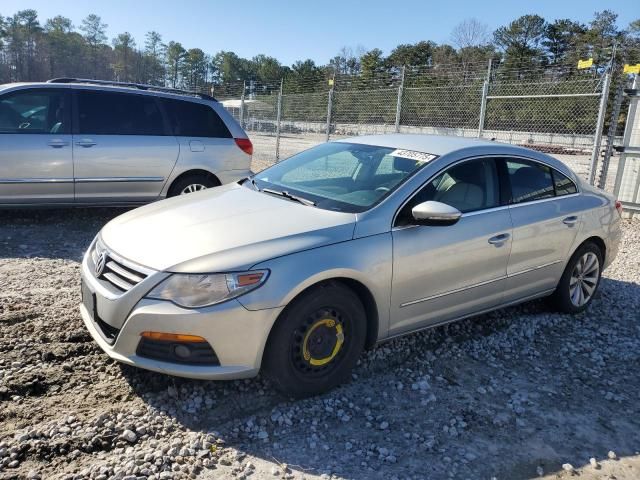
[160, 137, 251, 196]
[568, 183, 621, 269]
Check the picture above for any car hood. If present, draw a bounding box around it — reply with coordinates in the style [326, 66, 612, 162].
[100, 183, 356, 272]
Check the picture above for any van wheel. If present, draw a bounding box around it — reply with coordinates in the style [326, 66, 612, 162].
[168, 174, 219, 197]
[263, 283, 366, 398]
[550, 242, 603, 314]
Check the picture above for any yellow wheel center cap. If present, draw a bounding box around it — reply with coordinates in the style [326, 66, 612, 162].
[302, 318, 344, 366]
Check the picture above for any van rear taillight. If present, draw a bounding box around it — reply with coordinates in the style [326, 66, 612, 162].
[615, 200, 623, 217]
[235, 138, 253, 156]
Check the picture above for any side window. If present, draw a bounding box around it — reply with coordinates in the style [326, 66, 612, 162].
[77, 91, 165, 135]
[506, 159, 554, 204]
[553, 170, 578, 196]
[0, 90, 68, 134]
[396, 158, 499, 225]
[162, 98, 231, 138]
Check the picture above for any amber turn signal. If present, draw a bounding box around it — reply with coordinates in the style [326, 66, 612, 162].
[236, 272, 265, 287]
[140, 331, 207, 343]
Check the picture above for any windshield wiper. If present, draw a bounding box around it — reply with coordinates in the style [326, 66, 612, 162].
[250, 177, 260, 191]
[262, 188, 316, 206]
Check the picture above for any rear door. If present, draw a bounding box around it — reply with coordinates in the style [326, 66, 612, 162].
[72, 89, 179, 203]
[502, 158, 582, 302]
[0, 88, 73, 204]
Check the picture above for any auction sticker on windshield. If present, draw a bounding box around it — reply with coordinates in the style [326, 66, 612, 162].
[389, 149, 437, 163]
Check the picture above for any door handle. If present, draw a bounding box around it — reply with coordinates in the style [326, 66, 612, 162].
[563, 216, 578, 226]
[75, 139, 96, 148]
[48, 140, 69, 148]
[488, 233, 510, 245]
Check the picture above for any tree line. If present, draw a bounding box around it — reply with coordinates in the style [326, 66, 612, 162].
[0, 9, 638, 96]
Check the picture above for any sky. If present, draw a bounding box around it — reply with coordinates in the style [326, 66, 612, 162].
[2, 0, 638, 66]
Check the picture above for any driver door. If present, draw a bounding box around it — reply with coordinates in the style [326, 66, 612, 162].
[390, 157, 512, 335]
[0, 88, 73, 204]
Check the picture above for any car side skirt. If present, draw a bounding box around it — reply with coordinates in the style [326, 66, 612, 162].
[378, 288, 556, 345]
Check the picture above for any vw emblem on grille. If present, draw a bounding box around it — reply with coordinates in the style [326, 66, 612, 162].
[95, 251, 107, 277]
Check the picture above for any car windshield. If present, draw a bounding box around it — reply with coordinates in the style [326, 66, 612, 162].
[251, 142, 435, 213]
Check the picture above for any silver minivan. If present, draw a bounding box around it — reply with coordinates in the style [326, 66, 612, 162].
[0, 78, 253, 206]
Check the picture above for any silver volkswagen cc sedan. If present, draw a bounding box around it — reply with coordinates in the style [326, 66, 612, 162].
[80, 134, 622, 397]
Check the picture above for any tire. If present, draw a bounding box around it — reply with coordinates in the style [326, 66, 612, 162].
[263, 283, 367, 398]
[550, 242, 603, 314]
[168, 173, 219, 197]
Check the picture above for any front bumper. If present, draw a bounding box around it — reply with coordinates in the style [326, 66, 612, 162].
[80, 244, 282, 380]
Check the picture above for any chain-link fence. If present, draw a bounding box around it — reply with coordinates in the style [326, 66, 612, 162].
[219, 60, 623, 187]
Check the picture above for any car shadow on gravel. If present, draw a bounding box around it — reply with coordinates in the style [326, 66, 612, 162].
[0, 208, 127, 261]
[118, 275, 640, 479]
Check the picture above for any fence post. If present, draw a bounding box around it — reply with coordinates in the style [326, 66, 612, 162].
[597, 73, 626, 189]
[477, 81, 489, 138]
[612, 74, 638, 197]
[477, 59, 492, 138]
[395, 66, 405, 133]
[275, 79, 283, 162]
[588, 72, 611, 185]
[239, 80, 246, 129]
[325, 82, 334, 142]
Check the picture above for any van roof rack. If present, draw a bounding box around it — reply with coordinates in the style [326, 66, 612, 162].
[46, 78, 216, 101]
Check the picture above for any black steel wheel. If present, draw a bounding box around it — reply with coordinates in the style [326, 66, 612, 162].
[263, 283, 366, 398]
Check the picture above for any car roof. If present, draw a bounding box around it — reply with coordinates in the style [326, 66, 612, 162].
[336, 134, 498, 156]
[336, 133, 578, 180]
[0, 81, 214, 103]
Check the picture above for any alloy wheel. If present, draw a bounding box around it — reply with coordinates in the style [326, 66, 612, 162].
[569, 252, 600, 307]
[180, 184, 208, 195]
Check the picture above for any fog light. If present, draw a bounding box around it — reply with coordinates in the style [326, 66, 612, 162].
[173, 344, 192, 359]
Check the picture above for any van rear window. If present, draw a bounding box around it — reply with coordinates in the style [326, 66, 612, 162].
[161, 98, 231, 138]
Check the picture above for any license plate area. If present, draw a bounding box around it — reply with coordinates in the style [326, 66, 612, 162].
[81, 278, 120, 344]
[81, 279, 95, 320]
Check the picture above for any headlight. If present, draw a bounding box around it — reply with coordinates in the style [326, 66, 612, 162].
[147, 270, 269, 308]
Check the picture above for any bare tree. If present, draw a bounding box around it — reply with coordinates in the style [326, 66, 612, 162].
[451, 18, 492, 81]
[451, 18, 490, 49]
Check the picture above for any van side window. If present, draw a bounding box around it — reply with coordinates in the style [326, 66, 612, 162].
[0, 89, 69, 134]
[77, 91, 165, 136]
[161, 98, 231, 138]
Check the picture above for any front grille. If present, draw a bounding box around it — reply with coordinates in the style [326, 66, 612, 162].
[136, 338, 220, 365]
[92, 246, 148, 292]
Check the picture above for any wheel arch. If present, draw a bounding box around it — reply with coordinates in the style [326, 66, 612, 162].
[264, 276, 380, 358]
[167, 169, 220, 196]
[576, 235, 606, 263]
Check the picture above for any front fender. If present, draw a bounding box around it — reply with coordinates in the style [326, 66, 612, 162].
[237, 233, 393, 342]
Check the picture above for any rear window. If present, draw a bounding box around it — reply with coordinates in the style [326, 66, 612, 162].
[77, 90, 165, 136]
[161, 98, 231, 138]
[553, 170, 578, 196]
[506, 159, 555, 204]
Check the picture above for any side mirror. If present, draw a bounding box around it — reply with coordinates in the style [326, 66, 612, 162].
[411, 201, 462, 226]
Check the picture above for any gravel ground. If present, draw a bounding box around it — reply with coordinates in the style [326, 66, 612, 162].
[0, 206, 639, 480]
